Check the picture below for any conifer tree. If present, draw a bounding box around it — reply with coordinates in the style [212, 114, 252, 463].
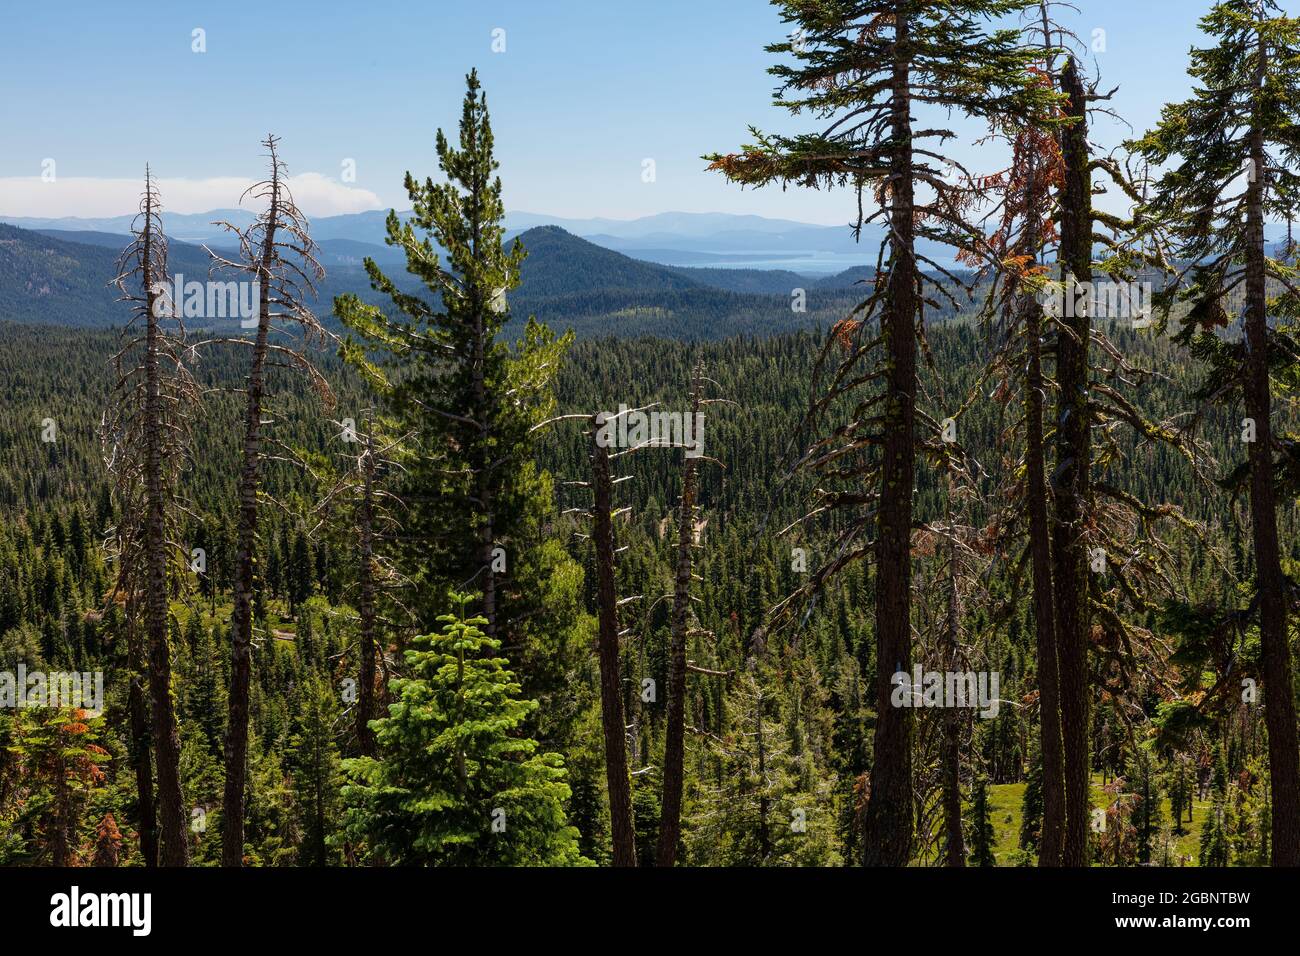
[335, 71, 579, 718]
[310, 409, 408, 758]
[205, 137, 332, 866]
[105, 171, 195, 866]
[710, 0, 1060, 865]
[1134, 0, 1300, 866]
[687, 648, 840, 866]
[1128, 747, 1164, 864]
[286, 675, 342, 865]
[1020, 743, 1045, 853]
[338, 594, 587, 866]
[968, 775, 997, 867]
[961, 14, 1070, 860]
[657, 363, 729, 866]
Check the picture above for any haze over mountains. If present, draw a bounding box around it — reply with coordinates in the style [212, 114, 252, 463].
[0, 208, 940, 274]
[0, 218, 892, 340]
[11, 205, 1283, 340]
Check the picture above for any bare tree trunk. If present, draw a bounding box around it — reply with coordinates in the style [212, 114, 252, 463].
[656, 370, 703, 867]
[356, 422, 378, 758]
[208, 137, 327, 868]
[126, 620, 158, 867]
[1053, 58, 1092, 868]
[862, 0, 916, 866]
[140, 216, 188, 867]
[1245, 33, 1300, 866]
[590, 417, 637, 866]
[1026, 289, 1066, 867]
[223, 190, 279, 868]
[940, 489, 965, 867]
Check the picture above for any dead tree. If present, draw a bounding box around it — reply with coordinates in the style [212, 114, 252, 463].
[204, 136, 332, 867]
[123, 612, 157, 867]
[542, 404, 653, 865]
[656, 364, 730, 867]
[588, 411, 637, 866]
[104, 169, 196, 866]
[936, 466, 977, 866]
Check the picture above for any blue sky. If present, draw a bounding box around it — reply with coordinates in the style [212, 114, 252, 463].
[0, 0, 1273, 223]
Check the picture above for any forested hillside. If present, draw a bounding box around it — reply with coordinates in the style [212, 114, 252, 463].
[0, 305, 1289, 866]
[3, 0, 1300, 880]
[0, 220, 871, 339]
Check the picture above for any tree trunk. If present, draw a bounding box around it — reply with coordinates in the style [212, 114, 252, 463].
[939, 481, 965, 866]
[941, 555, 965, 864]
[1026, 279, 1066, 867]
[1246, 33, 1300, 866]
[469, 203, 497, 639]
[1015, 57, 1068, 861]
[223, 189, 279, 868]
[141, 217, 188, 866]
[1052, 58, 1093, 868]
[126, 620, 158, 867]
[356, 422, 378, 758]
[590, 416, 637, 866]
[862, 0, 916, 866]
[656, 371, 703, 866]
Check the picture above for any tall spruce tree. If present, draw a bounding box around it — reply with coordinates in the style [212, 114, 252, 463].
[709, 0, 1060, 865]
[1134, 0, 1300, 866]
[335, 71, 579, 712]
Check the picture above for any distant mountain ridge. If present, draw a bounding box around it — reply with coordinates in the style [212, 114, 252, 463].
[3, 209, 911, 274]
[7, 208, 1294, 278]
[0, 221, 879, 338]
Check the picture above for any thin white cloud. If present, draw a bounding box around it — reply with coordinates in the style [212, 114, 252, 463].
[0, 173, 384, 218]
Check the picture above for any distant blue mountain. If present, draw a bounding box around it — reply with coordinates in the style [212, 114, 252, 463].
[0, 221, 881, 338]
[5, 209, 909, 273]
[8, 209, 1294, 276]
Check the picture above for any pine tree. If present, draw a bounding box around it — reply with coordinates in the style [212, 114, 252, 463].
[1020, 743, 1045, 852]
[961, 7, 1071, 862]
[0, 708, 109, 865]
[335, 70, 579, 717]
[286, 675, 342, 866]
[310, 409, 407, 758]
[709, 0, 1060, 865]
[968, 775, 997, 867]
[658, 363, 727, 866]
[1134, 0, 1300, 866]
[339, 594, 587, 866]
[1129, 748, 1164, 864]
